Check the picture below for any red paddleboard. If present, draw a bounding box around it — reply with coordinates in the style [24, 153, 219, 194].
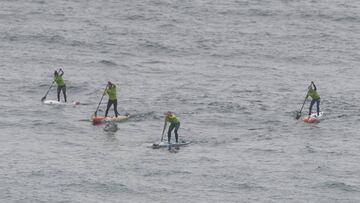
[91, 115, 130, 125]
[303, 112, 323, 123]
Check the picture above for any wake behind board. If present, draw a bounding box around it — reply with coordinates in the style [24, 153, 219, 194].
[91, 114, 130, 125]
[303, 112, 323, 123]
[43, 100, 80, 106]
[152, 141, 190, 149]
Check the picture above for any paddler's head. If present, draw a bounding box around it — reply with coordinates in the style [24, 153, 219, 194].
[108, 81, 113, 86]
[164, 111, 172, 116]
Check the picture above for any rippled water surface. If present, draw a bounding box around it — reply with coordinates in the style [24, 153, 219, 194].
[1, 0, 360, 202]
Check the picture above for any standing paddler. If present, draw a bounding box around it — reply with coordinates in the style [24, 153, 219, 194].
[54, 69, 67, 102]
[163, 111, 180, 144]
[104, 81, 119, 118]
[306, 81, 320, 116]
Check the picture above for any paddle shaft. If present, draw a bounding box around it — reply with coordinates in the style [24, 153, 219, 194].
[41, 81, 55, 100]
[94, 84, 108, 116]
[299, 83, 314, 113]
[296, 88, 310, 119]
[299, 95, 307, 113]
[161, 120, 167, 142]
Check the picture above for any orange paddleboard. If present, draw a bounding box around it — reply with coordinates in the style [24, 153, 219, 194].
[303, 112, 323, 123]
[91, 115, 130, 125]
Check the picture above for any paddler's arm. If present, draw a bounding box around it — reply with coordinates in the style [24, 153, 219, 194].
[305, 82, 312, 99]
[59, 68, 64, 76]
[311, 81, 317, 91]
[105, 81, 115, 94]
[103, 87, 108, 96]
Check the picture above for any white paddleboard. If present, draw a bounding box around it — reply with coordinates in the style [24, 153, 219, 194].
[152, 141, 190, 149]
[43, 100, 80, 106]
[43, 100, 63, 105]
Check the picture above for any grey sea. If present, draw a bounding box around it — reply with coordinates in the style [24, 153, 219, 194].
[1, 0, 360, 202]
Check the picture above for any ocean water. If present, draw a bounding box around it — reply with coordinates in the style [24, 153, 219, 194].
[1, 0, 360, 202]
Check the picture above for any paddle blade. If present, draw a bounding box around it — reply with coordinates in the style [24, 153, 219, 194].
[295, 112, 301, 120]
[41, 96, 46, 102]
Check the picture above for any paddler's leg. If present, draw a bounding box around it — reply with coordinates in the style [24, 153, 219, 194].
[174, 122, 180, 143]
[168, 123, 175, 143]
[309, 99, 315, 116]
[316, 99, 320, 116]
[62, 85, 67, 102]
[57, 86, 61, 101]
[113, 99, 119, 117]
[105, 100, 112, 117]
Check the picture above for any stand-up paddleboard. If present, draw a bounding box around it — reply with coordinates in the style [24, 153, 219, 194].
[303, 112, 323, 123]
[152, 141, 190, 149]
[91, 114, 130, 125]
[43, 100, 62, 105]
[42, 100, 80, 106]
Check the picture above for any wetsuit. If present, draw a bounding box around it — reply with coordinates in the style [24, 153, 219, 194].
[307, 84, 320, 116]
[166, 114, 180, 143]
[54, 71, 67, 102]
[105, 85, 119, 117]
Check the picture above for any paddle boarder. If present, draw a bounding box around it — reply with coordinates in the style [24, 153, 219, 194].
[164, 111, 180, 144]
[104, 81, 119, 118]
[54, 69, 67, 102]
[306, 81, 320, 116]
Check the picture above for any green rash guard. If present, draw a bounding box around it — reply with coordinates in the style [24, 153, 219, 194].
[54, 75, 65, 86]
[166, 114, 179, 124]
[106, 85, 117, 101]
[307, 89, 320, 99]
